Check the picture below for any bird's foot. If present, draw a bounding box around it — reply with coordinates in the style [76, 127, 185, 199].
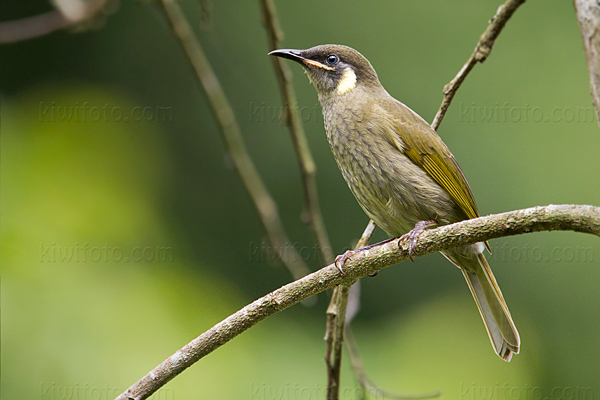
[334, 238, 397, 275]
[398, 220, 437, 262]
[334, 250, 358, 274]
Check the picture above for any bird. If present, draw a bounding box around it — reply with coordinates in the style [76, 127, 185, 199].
[269, 44, 520, 361]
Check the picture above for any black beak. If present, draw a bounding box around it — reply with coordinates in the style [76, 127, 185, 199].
[268, 49, 305, 63]
[268, 48, 334, 71]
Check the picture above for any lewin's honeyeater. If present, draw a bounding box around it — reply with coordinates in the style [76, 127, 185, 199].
[269, 44, 520, 361]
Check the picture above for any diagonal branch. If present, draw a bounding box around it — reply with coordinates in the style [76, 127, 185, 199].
[158, 0, 311, 279]
[259, 0, 334, 265]
[114, 204, 600, 400]
[431, 0, 527, 130]
[0, 12, 73, 43]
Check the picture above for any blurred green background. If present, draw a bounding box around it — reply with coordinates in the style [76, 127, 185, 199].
[2, 0, 599, 399]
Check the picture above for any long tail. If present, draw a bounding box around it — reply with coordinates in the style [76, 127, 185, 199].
[445, 250, 520, 361]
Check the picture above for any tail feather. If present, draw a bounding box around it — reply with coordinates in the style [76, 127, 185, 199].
[444, 249, 520, 361]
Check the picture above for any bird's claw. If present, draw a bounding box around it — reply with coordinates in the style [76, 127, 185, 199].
[334, 250, 356, 274]
[398, 220, 437, 262]
[335, 248, 379, 276]
[335, 237, 397, 275]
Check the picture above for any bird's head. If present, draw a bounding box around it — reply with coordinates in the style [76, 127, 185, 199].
[269, 44, 382, 99]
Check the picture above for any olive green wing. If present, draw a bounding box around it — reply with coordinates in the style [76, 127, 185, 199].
[381, 99, 480, 221]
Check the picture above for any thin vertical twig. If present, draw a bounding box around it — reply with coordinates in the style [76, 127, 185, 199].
[325, 221, 376, 400]
[258, 2, 361, 396]
[325, 285, 350, 399]
[260, 0, 335, 266]
[157, 0, 311, 279]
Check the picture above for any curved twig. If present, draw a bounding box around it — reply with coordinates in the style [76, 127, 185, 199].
[325, 220, 376, 399]
[114, 204, 600, 400]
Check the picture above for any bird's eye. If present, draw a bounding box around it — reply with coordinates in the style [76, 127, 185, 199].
[326, 54, 339, 65]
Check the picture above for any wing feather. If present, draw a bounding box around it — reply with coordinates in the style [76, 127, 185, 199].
[380, 98, 480, 220]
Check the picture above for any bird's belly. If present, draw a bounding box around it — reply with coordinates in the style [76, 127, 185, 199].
[328, 131, 461, 238]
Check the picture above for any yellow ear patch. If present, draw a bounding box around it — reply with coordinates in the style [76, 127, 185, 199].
[337, 67, 357, 95]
